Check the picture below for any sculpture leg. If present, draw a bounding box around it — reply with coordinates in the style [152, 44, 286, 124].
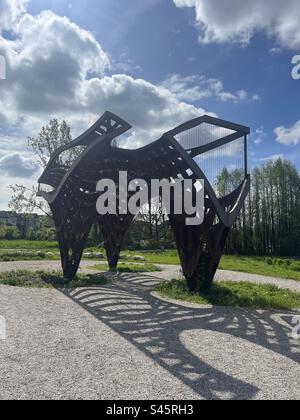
[57, 226, 92, 279]
[98, 214, 134, 270]
[169, 211, 230, 293]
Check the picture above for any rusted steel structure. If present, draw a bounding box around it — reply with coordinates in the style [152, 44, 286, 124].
[38, 111, 250, 292]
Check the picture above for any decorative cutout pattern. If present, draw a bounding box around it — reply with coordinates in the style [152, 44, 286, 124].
[38, 112, 250, 291]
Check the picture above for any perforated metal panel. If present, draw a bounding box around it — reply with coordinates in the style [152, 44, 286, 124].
[175, 123, 235, 151]
[194, 136, 245, 197]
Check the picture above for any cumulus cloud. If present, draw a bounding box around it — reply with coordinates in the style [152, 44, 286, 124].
[0, 153, 39, 177]
[0, 10, 110, 115]
[162, 74, 259, 103]
[275, 120, 300, 146]
[0, 0, 28, 31]
[0, 0, 212, 210]
[173, 0, 300, 49]
[0, 5, 206, 149]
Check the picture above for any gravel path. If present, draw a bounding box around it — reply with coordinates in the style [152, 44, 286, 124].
[0, 271, 299, 400]
[0, 260, 299, 292]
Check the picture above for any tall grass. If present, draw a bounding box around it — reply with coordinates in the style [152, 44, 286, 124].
[157, 279, 300, 311]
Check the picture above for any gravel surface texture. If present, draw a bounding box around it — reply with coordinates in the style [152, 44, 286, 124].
[0, 269, 299, 400]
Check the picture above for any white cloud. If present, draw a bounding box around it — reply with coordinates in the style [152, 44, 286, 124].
[173, 0, 300, 49]
[274, 120, 300, 146]
[0, 153, 39, 177]
[253, 126, 266, 145]
[162, 74, 260, 103]
[0, 10, 110, 117]
[0, 6, 205, 143]
[260, 154, 284, 162]
[83, 75, 204, 142]
[0, 1, 208, 208]
[0, 0, 28, 31]
[269, 47, 282, 55]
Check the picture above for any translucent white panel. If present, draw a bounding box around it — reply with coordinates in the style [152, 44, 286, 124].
[175, 123, 236, 151]
[56, 146, 86, 167]
[38, 184, 54, 194]
[194, 137, 245, 197]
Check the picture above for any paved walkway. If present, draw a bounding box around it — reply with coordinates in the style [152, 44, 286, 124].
[0, 260, 299, 292]
[0, 271, 299, 400]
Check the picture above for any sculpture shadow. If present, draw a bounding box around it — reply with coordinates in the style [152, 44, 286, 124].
[62, 272, 299, 400]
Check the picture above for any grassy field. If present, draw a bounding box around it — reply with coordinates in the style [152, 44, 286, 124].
[0, 240, 60, 262]
[0, 240, 299, 281]
[157, 279, 300, 311]
[219, 255, 300, 281]
[0, 240, 58, 250]
[89, 263, 162, 273]
[0, 270, 110, 289]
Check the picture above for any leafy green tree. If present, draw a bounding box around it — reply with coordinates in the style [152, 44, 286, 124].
[9, 119, 73, 218]
[217, 159, 300, 257]
[5, 226, 20, 240]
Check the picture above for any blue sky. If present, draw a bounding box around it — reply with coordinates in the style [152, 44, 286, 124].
[0, 0, 299, 208]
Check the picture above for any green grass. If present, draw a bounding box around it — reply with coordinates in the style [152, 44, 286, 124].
[0, 240, 60, 262]
[125, 253, 300, 281]
[219, 255, 300, 281]
[0, 251, 60, 262]
[89, 263, 162, 273]
[156, 279, 300, 311]
[0, 240, 300, 281]
[84, 248, 180, 264]
[0, 240, 59, 250]
[0, 270, 110, 289]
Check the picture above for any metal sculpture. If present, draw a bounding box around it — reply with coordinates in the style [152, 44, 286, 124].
[38, 111, 250, 292]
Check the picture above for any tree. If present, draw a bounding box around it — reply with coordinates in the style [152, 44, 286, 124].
[0, 225, 20, 240]
[216, 159, 300, 257]
[9, 119, 73, 217]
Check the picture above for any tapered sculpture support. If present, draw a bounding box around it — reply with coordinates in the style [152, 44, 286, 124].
[169, 177, 250, 292]
[49, 192, 96, 278]
[57, 229, 89, 279]
[98, 214, 134, 270]
[169, 214, 230, 292]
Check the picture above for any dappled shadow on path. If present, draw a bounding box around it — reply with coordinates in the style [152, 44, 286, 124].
[62, 272, 300, 400]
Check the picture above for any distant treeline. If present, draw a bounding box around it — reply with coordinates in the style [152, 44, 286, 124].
[217, 159, 300, 257]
